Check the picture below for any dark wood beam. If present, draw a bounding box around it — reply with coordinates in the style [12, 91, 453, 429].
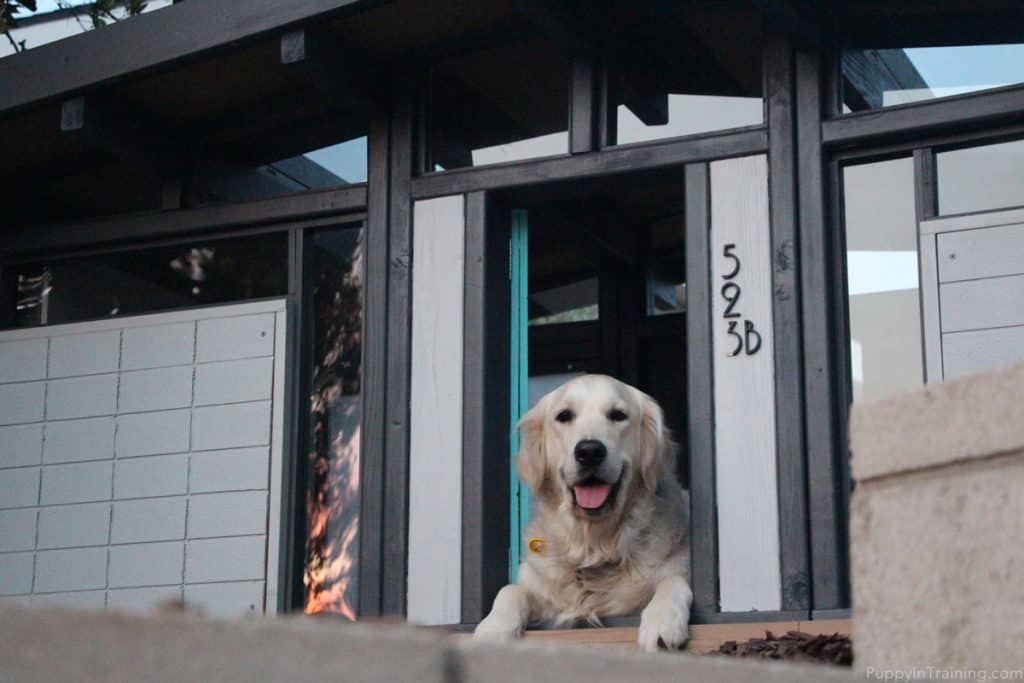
[280, 28, 381, 118]
[515, 0, 596, 57]
[60, 96, 185, 173]
[822, 83, 1024, 148]
[1, 185, 367, 257]
[0, 0, 388, 117]
[841, 49, 928, 111]
[750, 0, 820, 46]
[411, 126, 768, 199]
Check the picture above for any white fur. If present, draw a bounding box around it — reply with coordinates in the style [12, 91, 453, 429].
[474, 375, 692, 652]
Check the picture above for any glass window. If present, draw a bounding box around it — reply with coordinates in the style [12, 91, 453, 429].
[302, 225, 364, 618]
[937, 138, 1024, 215]
[842, 44, 1024, 111]
[608, 6, 763, 145]
[427, 34, 569, 170]
[3, 232, 287, 329]
[646, 214, 686, 316]
[843, 157, 923, 402]
[193, 135, 367, 205]
[528, 225, 599, 327]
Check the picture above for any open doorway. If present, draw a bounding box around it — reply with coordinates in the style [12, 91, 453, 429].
[500, 168, 688, 576]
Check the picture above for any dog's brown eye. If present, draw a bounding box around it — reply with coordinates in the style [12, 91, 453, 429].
[608, 409, 628, 422]
[555, 409, 574, 423]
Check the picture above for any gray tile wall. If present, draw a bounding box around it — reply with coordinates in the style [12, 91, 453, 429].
[0, 309, 281, 619]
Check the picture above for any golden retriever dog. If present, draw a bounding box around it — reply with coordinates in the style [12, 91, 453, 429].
[474, 375, 691, 652]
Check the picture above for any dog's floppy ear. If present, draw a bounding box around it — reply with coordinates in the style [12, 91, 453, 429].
[636, 389, 676, 494]
[516, 396, 550, 496]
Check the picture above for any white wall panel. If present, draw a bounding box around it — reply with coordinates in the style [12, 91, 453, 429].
[48, 331, 120, 378]
[46, 374, 118, 419]
[0, 339, 47, 383]
[0, 382, 45, 425]
[0, 301, 285, 616]
[710, 155, 782, 611]
[408, 194, 465, 625]
[0, 424, 43, 468]
[43, 417, 115, 464]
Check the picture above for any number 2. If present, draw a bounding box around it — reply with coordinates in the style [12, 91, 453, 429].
[721, 282, 741, 319]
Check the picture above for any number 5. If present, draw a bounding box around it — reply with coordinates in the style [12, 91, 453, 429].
[722, 243, 740, 280]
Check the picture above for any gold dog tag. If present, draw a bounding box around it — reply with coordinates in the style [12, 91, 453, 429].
[528, 537, 545, 554]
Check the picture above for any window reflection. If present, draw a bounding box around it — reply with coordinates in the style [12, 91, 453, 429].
[4, 233, 288, 330]
[303, 225, 364, 619]
[843, 44, 1024, 111]
[843, 157, 923, 402]
[937, 138, 1024, 215]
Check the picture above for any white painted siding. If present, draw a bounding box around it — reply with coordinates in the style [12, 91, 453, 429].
[709, 155, 782, 612]
[921, 209, 1024, 381]
[0, 301, 285, 617]
[408, 195, 466, 625]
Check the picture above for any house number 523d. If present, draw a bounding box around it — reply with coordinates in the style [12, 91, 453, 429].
[721, 243, 762, 357]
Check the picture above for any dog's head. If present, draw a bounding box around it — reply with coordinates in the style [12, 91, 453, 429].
[516, 375, 675, 520]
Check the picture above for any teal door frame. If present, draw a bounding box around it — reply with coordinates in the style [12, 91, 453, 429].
[509, 209, 529, 581]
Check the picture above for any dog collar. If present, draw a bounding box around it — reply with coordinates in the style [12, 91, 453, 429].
[528, 537, 545, 554]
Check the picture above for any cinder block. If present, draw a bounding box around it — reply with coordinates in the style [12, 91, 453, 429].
[455, 638, 852, 683]
[0, 382, 45, 425]
[121, 322, 195, 370]
[0, 553, 33, 596]
[0, 423, 43, 468]
[46, 374, 118, 420]
[107, 586, 182, 614]
[0, 508, 37, 552]
[0, 468, 40, 508]
[0, 338, 47, 383]
[108, 541, 184, 588]
[851, 361, 1024, 482]
[0, 605, 452, 683]
[113, 454, 188, 499]
[193, 357, 273, 407]
[40, 461, 112, 505]
[191, 402, 271, 451]
[35, 547, 107, 592]
[187, 491, 267, 539]
[43, 417, 115, 464]
[118, 366, 193, 414]
[116, 409, 190, 457]
[111, 497, 186, 544]
[196, 314, 274, 362]
[189, 447, 268, 493]
[851, 363, 1024, 673]
[185, 536, 265, 584]
[37, 502, 110, 549]
[48, 330, 120, 378]
[31, 591, 106, 611]
[184, 581, 263, 618]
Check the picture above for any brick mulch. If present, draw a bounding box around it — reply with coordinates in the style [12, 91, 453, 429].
[714, 630, 852, 666]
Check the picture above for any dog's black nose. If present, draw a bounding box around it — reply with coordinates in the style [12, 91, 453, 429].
[574, 439, 607, 468]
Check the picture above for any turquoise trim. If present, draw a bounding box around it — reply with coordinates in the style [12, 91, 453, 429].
[509, 209, 529, 582]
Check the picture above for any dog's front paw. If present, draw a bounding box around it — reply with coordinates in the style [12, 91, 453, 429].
[473, 612, 523, 643]
[638, 593, 690, 653]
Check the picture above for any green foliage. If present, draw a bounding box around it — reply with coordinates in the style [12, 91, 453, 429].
[2, 0, 148, 52]
[1, 1, 37, 51]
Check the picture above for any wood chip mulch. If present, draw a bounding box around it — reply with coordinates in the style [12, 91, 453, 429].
[714, 630, 852, 666]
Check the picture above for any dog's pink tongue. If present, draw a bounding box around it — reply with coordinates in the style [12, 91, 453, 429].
[574, 483, 612, 509]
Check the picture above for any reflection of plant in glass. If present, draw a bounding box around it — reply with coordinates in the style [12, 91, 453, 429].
[303, 229, 363, 619]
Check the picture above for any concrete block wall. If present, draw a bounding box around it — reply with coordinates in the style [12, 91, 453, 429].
[0, 303, 285, 617]
[850, 362, 1024, 673]
[0, 605, 854, 683]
